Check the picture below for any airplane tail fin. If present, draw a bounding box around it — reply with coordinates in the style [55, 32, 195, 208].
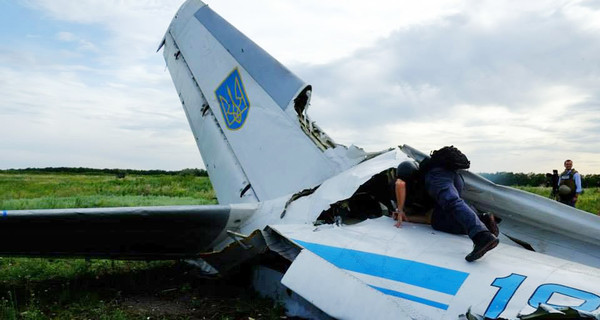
[161, 1, 367, 204]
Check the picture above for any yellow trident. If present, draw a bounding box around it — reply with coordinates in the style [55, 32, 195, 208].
[219, 77, 248, 127]
[216, 69, 250, 130]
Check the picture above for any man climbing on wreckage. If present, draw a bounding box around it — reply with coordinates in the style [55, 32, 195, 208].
[392, 146, 499, 262]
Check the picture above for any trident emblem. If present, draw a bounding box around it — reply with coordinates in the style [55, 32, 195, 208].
[215, 68, 250, 130]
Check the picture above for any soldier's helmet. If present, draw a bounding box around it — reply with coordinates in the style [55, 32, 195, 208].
[396, 160, 420, 181]
[558, 185, 572, 196]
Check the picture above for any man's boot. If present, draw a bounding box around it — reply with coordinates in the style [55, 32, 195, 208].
[480, 212, 499, 237]
[465, 231, 499, 262]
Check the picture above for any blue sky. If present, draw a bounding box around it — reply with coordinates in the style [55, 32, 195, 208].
[1, 2, 105, 68]
[1, 0, 599, 173]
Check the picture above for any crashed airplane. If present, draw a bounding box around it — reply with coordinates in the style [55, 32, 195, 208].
[2, 0, 600, 319]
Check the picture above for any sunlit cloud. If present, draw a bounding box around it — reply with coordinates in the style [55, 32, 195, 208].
[1, 0, 599, 173]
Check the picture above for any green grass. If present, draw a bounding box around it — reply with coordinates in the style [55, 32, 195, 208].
[0, 173, 283, 319]
[514, 186, 600, 215]
[0, 195, 214, 210]
[0, 173, 216, 209]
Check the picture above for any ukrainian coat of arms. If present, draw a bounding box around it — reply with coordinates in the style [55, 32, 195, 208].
[215, 68, 250, 130]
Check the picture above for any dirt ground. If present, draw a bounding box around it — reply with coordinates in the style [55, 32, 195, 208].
[118, 274, 287, 319]
[113, 263, 289, 320]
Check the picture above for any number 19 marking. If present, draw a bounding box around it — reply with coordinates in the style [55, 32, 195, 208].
[484, 274, 600, 318]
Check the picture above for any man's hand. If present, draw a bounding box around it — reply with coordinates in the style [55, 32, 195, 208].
[393, 209, 409, 228]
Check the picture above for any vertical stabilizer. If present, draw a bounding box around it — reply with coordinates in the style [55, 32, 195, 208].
[162, 1, 346, 203]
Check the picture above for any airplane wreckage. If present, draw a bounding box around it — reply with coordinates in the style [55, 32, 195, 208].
[2, 0, 600, 319]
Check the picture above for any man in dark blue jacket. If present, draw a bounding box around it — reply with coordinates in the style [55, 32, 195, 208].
[393, 147, 499, 262]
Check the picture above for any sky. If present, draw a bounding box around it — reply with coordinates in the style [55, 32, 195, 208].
[1, 0, 599, 173]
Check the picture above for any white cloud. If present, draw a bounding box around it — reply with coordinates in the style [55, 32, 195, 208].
[56, 31, 76, 42]
[208, 0, 468, 64]
[299, 0, 600, 173]
[3, 0, 600, 174]
[2, 0, 193, 169]
[21, 0, 181, 65]
[55, 31, 97, 51]
[563, 0, 600, 31]
[0, 63, 195, 169]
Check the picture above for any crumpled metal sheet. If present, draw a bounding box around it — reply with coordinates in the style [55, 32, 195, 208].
[519, 304, 600, 319]
[464, 304, 600, 320]
[194, 229, 268, 276]
[186, 227, 301, 277]
[280, 150, 404, 224]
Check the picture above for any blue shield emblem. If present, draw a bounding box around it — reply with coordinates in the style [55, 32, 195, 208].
[215, 68, 250, 130]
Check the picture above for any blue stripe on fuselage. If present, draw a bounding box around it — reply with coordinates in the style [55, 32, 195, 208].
[370, 285, 449, 310]
[293, 239, 469, 296]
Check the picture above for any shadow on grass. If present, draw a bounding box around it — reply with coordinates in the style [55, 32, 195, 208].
[0, 260, 285, 320]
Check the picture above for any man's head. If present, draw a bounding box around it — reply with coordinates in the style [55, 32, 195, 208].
[396, 160, 419, 182]
[564, 160, 573, 170]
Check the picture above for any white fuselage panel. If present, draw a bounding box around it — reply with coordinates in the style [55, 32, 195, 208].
[274, 218, 600, 319]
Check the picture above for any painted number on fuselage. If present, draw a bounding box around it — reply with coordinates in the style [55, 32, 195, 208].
[484, 274, 600, 318]
[484, 273, 526, 318]
[529, 284, 600, 312]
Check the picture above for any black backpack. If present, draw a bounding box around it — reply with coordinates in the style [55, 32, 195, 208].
[429, 146, 470, 170]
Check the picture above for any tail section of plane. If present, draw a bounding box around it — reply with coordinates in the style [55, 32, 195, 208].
[161, 0, 367, 204]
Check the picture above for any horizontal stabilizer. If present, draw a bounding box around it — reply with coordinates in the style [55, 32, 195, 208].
[0, 205, 234, 259]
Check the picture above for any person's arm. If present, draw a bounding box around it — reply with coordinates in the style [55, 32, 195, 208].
[574, 172, 582, 201]
[394, 179, 409, 227]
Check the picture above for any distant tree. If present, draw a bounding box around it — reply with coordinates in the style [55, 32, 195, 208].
[480, 172, 555, 186]
[583, 174, 600, 188]
[178, 168, 208, 177]
[0, 167, 208, 176]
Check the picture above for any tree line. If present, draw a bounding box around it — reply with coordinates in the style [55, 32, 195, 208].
[0, 167, 209, 177]
[3, 167, 599, 187]
[480, 172, 600, 188]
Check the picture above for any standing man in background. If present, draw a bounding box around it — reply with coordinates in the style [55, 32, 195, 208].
[557, 159, 582, 207]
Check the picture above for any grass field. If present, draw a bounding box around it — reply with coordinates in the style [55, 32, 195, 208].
[0, 172, 598, 319]
[0, 173, 216, 210]
[515, 186, 600, 215]
[0, 172, 282, 320]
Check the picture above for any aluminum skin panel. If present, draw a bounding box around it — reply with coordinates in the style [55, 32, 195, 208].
[460, 171, 600, 268]
[165, 1, 337, 201]
[283, 249, 416, 320]
[273, 218, 600, 319]
[194, 6, 305, 111]
[164, 32, 258, 205]
[461, 170, 600, 244]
